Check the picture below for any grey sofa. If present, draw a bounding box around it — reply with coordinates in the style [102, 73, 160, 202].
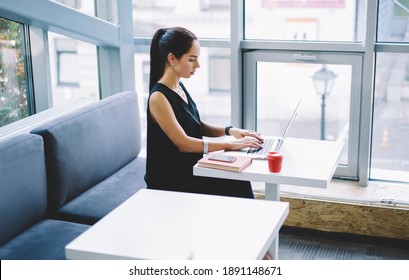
[0, 134, 90, 259]
[30, 91, 147, 225]
[0, 91, 146, 259]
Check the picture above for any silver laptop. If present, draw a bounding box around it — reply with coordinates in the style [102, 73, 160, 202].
[223, 97, 302, 159]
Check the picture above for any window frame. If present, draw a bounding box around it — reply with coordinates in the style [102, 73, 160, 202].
[242, 50, 362, 179]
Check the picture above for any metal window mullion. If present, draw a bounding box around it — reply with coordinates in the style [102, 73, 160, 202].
[23, 25, 35, 116]
[243, 51, 258, 131]
[242, 40, 365, 53]
[28, 26, 53, 112]
[230, 0, 243, 127]
[358, 0, 378, 186]
[375, 43, 409, 53]
[117, 0, 135, 92]
[96, 0, 135, 98]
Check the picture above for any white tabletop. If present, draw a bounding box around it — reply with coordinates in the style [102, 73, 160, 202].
[194, 137, 344, 189]
[65, 189, 289, 260]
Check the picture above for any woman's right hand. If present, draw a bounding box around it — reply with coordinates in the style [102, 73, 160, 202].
[227, 136, 263, 151]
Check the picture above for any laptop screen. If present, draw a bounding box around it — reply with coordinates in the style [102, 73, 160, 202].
[280, 97, 302, 141]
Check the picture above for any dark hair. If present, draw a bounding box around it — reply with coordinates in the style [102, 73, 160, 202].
[149, 27, 197, 91]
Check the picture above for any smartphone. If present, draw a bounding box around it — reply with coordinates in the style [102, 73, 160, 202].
[208, 154, 237, 163]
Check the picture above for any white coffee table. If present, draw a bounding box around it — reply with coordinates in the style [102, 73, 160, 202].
[65, 189, 289, 260]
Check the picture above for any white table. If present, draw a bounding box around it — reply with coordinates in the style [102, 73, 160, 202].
[65, 189, 289, 260]
[194, 137, 344, 258]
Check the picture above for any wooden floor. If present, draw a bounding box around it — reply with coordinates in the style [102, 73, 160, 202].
[279, 227, 409, 260]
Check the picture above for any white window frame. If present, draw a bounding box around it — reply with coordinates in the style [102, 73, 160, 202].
[242, 50, 362, 179]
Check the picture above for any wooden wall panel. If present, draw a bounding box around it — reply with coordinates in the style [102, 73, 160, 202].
[280, 197, 409, 240]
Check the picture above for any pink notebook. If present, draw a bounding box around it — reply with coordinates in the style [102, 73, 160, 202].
[197, 154, 252, 172]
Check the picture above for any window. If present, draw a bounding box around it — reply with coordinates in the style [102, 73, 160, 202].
[0, 18, 31, 128]
[243, 51, 362, 178]
[377, 0, 409, 42]
[132, 0, 230, 39]
[245, 0, 367, 42]
[209, 48, 230, 93]
[52, 0, 95, 17]
[55, 38, 79, 86]
[3, 0, 406, 186]
[48, 32, 99, 108]
[1, 1, 117, 134]
[370, 0, 409, 183]
[371, 53, 409, 182]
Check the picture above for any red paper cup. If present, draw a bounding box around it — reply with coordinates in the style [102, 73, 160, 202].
[267, 151, 283, 173]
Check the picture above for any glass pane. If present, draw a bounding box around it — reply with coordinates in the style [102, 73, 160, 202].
[245, 0, 367, 42]
[132, 0, 230, 39]
[52, 0, 95, 17]
[256, 62, 351, 165]
[48, 32, 99, 107]
[0, 18, 29, 128]
[135, 47, 231, 148]
[377, 0, 409, 42]
[371, 53, 409, 182]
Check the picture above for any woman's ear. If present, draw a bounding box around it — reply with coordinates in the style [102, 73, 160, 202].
[167, 53, 176, 66]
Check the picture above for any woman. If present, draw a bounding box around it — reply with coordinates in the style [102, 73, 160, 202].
[145, 27, 263, 198]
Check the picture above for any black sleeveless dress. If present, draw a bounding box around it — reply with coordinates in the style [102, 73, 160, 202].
[144, 82, 253, 199]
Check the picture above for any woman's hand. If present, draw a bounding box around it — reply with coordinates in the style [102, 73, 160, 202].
[227, 136, 263, 151]
[229, 127, 264, 142]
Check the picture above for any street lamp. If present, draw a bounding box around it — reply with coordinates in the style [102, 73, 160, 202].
[312, 66, 337, 140]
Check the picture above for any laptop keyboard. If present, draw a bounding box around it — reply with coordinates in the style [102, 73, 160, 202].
[247, 138, 275, 156]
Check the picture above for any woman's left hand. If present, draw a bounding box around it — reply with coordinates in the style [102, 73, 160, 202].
[230, 128, 264, 142]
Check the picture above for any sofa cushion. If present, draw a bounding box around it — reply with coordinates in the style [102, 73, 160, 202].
[0, 219, 89, 260]
[53, 157, 146, 224]
[0, 134, 47, 245]
[30, 91, 142, 211]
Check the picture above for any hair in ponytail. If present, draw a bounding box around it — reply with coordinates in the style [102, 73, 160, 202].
[149, 27, 197, 92]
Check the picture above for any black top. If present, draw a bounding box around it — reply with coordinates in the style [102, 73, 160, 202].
[144, 82, 203, 188]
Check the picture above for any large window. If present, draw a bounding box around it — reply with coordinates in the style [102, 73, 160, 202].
[370, 0, 409, 182]
[244, 51, 361, 178]
[371, 53, 409, 182]
[245, 0, 367, 42]
[0, 1, 114, 134]
[131, 0, 409, 184]
[2, 0, 409, 186]
[0, 18, 31, 128]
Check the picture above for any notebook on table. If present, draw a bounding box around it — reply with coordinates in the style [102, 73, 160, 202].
[198, 154, 253, 172]
[223, 97, 302, 159]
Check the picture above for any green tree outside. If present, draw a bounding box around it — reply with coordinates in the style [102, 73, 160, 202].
[0, 17, 28, 128]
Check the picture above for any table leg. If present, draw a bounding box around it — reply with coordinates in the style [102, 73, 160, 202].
[265, 182, 280, 259]
[265, 182, 280, 201]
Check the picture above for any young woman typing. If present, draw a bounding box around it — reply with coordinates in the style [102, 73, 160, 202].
[144, 27, 263, 198]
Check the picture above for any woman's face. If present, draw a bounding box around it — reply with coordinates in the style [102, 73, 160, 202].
[173, 40, 201, 79]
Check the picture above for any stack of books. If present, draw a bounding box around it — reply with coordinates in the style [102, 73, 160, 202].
[197, 154, 252, 172]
